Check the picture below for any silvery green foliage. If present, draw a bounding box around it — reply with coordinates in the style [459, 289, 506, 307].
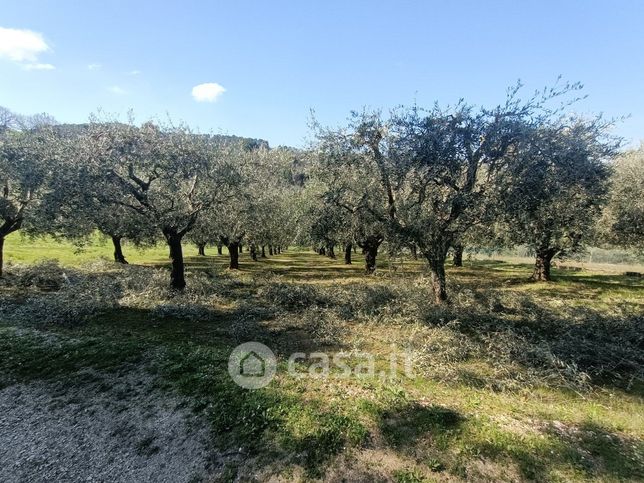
[63, 116, 246, 287]
[0, 122, 61, 237]
[0, 260, 121, 325]
[498, 117, 618, 260]
[245, 151, 302, 251]
[257, 281, 327, 311]
[192, 144, 300, 249]
[311, 83, 617, 299]
[194, 143, 255, 247]
[76, 118, 237, 239]
[600, 146, 644, 253]
[35, 123, 159, 247]
[387, 97, 537, 258]
[14, 259, 68, 290]
[0, 260, 226, 326]
[309, 111, 388, 248]
[0, 114, 66, 276]
[0, 105, 56, 133]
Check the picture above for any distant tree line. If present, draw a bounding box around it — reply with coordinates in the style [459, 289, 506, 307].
[1, 82, 642, 302]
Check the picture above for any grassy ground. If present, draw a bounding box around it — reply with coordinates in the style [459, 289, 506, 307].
[3, 233, 170, 266]
[1, 235, 643, 482]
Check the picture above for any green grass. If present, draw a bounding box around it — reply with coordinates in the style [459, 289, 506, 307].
[4, 232, 170, 266]
[1, 235, 643, 481]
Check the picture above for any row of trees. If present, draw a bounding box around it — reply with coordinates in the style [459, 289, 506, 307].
[0, 108, 301, 288]
[305, 83, 641, 301]
[1, 83, 642, 302]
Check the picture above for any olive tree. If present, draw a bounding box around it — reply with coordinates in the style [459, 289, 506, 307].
[33, 123, 158, 264]
[311, 104, 527, 299]
[80, 119, 235, 288]
[0, 123, 60, 277]
[242, 148, 299, 258]
[500, 118, 618, 280]
[306, 197, 346, 259]
[193, 142, 266, 270]
[600, 146, 644, 253]
[0, 106, 56, 134]
[195, 143, 301, 268]
[310, 113, 389, 272]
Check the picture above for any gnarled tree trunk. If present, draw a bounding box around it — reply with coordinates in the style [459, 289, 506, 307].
[452, 243, 463, 267]
[429, 257, 447, 303]
[197, 243, 206, 256]
[359, 235, 383, 274]
[364, 245, 377, 273]
[344, 243, 352, 264]
[532, 248, 557, 281]
[228, 242, 240, 269]
[0, 217, 23, 278]
[423, 240, 450, 304]
[327, 244, 336, 259]
[164, 230, 186, 290]
[409, 244, 418, 260]
[261, 245, 266, 258]
[250, 243, 258, 261]
[216, 242, 223, 255]
[111, 235, 129, 264]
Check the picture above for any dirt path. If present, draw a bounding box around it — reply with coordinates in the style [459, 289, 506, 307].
[0, 367, 222, 482]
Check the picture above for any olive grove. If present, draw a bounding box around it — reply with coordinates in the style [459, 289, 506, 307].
[307, 84, 621, 301]
[0, 86, 634, 296]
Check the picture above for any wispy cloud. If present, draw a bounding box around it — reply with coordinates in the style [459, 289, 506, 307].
[0, 26, 54, 69]
[87, 63, 101, 71]
[191, 82, 226, 102]
[107, 85, 127, 95]
[127, 69, 141, 76]
[23, 63, 55, 71]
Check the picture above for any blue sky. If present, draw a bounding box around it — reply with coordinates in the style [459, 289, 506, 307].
[1, 1, 643, 147]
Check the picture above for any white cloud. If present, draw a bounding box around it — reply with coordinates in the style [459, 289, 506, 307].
[191, 82, 226, 102]
[0, 27, 51, 63]
[87, 63, 101, 70]
[23, 63, 55, 71]
[127, 69, 141, 76]
[107, 85, 126, 95]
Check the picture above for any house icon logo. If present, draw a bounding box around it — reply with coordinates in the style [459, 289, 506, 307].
[240, 351, 265, 377]
[228, 342, 276, 389]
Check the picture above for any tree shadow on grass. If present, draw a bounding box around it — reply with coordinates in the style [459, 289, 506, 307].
[3, 250, 642, 479]
[568, 421, 644, 480]
[371, 397, 643, 482]
[92, 307, 366, 477]
[501, 419, 644, 481]
[555, 272, 644, 290]
[377, 401, 463, 449]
